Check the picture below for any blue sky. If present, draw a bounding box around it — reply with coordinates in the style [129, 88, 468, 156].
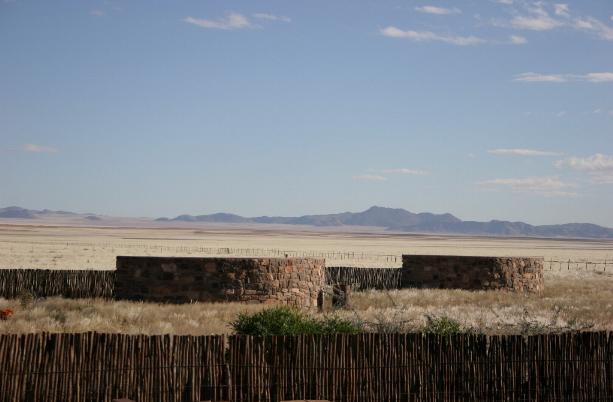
[1, 0, 612, 226]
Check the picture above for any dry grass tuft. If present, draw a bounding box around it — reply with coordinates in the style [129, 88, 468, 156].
[0, 297, 265, 335]
[341, 274, 613, 335]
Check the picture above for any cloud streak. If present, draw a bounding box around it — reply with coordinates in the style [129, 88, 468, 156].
[509, 35, 527, 44]
[556, 154, 613, 184]
[554, 4, 570, 17]
[514, 72, 613, 83]
[488, 148, 562, 157]
[511, 14, 562, 31]
[22, 144, 58, 153]
[513, 73, 566, 82]
[184, 13, 253, 30]
[415, 6, 461, 15]
[353, 174, 388, 182]
[478, 176, 577, 197]
[574, 17, 613, 41]
[252, 13, 291, 23]
[501, 2, 613, 41]
[380, 27, 485, 45]
[380, 168, 429, 175]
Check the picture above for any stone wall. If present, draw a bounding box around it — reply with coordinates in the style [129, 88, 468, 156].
[401, 255, 544, 293]
[115, 256, 325, 307]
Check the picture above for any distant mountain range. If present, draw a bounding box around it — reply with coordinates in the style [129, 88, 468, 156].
[2, 205, 613, 239]
[156, 206, 613, 239]
[0, 206, 99, 221]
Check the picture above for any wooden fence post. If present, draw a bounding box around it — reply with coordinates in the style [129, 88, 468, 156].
[332, 284, 351, 309]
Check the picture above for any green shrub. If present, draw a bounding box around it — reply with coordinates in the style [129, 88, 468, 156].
[318, 316, 362, 334]
[231, 307, 361, 336]
[422, 315, 466, 336]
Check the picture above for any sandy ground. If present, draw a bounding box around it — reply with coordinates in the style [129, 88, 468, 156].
[1, 222, 612, 270]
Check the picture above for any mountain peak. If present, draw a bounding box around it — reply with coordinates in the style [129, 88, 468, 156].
[2, 205, 612, 239]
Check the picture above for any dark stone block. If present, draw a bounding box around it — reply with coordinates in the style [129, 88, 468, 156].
[401, 255, 544, 293]
[114, 256, 325, 306]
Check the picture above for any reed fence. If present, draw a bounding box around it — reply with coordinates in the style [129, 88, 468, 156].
[325, 266, 401, 290]
[0, 266, 402, 298]
[0, 258, 611, 299]
[0, 269, 114, 299]
[0, 332, 611, 401]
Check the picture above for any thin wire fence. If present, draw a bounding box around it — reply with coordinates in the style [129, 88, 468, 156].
[2, 235, 612, 269]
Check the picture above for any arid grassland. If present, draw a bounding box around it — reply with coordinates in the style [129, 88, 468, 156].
[1, 274, 612, 335]
[1, 223, 612, 269]
[1, 222, 612, 335]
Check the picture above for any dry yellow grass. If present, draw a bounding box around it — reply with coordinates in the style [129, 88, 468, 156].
[344, 274, 613, 334]
[1, 222, 612, 335]
[1, 273, 611, 335]
[0, 297, 267, 335]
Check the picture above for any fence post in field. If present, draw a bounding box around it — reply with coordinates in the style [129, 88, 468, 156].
[332, 284, 351, 309]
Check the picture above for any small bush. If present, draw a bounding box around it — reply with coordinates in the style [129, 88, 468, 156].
[232, 307, 361, 336]
[18, 290, 35, 308]
[0, 308, 14, 321]
[422, 315, 467, 335]
[318, 316, 362, 334]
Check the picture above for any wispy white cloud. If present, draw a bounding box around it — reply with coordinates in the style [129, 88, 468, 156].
[554, 4, 570, 17]
[573, 17, 613, 41]
[184, 13, 253, 30]
[379, 168, 429, 175]
[496, 2, 613, 41]
[556, 154, 613, 171]
[353, 174, 388, 182]
[584, 72, 613, 82]
[90, 9, 105, 17]
[556, 154, 613, 184]
[415, 5, 461, 15]
[488, 148, 562, 157]
[380, 27, 485, 45]
[556, 111, 567, 117]
[589, 173, 613, 184]
[509, 34, 527, 44]
[510, 14, 562, 31]
[513, 72, 567, 82]
[252, 13, 291, 23]
[514, 72, 613, 83]
[478, 176, 577, 197]
[22, 144, 58, 153]
[497, 0, 514, 4]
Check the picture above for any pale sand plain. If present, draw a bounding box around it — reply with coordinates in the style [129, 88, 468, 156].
[1, 221, 612, 335]
[1, 221, 612, 270]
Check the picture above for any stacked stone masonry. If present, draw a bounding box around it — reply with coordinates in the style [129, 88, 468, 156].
[401, 255, 544, 293]
[115, 256, 325, 307]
